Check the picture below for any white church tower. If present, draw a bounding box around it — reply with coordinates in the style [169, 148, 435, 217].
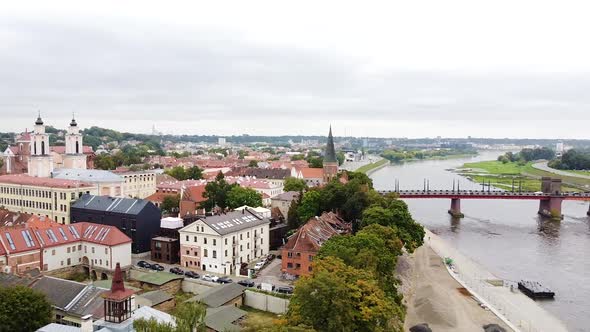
[63, 115, 87, 169]
[28, 113, 53, 177]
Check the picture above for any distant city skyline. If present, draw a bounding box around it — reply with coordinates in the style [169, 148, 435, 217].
[1, 1, 590, 139]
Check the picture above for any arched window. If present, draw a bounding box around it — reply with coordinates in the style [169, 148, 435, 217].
[76, 141, 79, 154]
[41, 141, 45, 155]
[34, 142, 37, 155]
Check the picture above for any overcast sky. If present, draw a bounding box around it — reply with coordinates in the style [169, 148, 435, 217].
[1, 1, 590, 138]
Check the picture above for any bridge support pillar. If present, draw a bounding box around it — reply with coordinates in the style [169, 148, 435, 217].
[448, 198, 464, 218]
[538, 197, 564, 220]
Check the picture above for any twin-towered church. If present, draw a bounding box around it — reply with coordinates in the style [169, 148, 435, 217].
[1, 115, 93, 177]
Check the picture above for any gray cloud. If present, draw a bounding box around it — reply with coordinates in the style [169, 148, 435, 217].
[0, 16, 589, 138]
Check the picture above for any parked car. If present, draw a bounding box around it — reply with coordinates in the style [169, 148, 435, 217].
[184, 271, 200, 279]
[202, 274, 219, 282]
[254, 261, 265, 270]
[237, 280, 255, 287]
[275, 286, 294, 294]
[150, 263, 164, 271]
[169, 267, 184, 275]
[137, 261, 151, 269]
[217, 276, 233, 284]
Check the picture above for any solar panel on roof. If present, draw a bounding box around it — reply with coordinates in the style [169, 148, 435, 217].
[5, 233, 16, 250]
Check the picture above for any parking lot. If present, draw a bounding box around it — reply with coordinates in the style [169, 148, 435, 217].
[131, 256, 294, 291]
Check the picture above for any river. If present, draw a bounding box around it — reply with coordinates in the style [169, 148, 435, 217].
[370, 151, 590, 332]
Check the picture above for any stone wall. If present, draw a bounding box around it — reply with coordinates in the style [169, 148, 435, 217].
[181, 278, 215, 294]
[244, 289, 290, 314]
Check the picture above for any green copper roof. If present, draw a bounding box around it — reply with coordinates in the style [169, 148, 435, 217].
[324, 126, 337, 163]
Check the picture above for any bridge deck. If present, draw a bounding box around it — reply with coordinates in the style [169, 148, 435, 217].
[378, 190, 590, 201]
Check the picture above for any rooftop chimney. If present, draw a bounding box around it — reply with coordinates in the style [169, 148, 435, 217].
[80, 314, 93, 332]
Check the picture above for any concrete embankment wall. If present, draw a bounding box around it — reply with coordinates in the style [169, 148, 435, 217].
[182, 278, 215, 294]
[364, 159, 390, 176]
[244, 290, 290, 314]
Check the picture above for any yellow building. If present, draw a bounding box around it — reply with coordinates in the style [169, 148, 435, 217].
[0, 174, 97, 224]
[114, 170, 157, 199]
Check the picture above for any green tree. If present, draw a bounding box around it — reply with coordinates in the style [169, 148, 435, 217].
[186, 166, 203, 180]
[165, 166, 188, 181]
[227, 186, 263, 208]
[134, 300, 206, 332]
[290, 154, 305, 161]
[283, 178, 308, 192]
[161, 195, 180, 213]
[0, 159, 3, 170]
[297, 190, 322, 222]
[94, 154, 116, 170]
[307, 157, 323, 168]
[361, 197, 424, 253]
[201, 172, 236, 211]
[248, 160, 259, 167]
[336, 151, 345, 166]
[287, 257, 400, 332]
[0, 286, 53, 331]
[287, 191, 303, 229]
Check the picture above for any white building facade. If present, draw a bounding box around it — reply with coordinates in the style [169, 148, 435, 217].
[179, 209, 270, 275]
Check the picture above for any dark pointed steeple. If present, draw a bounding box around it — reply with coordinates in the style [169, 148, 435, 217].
[35, 111, 44, 125]
[70, 113, 77, 127]
[324, 125, 337, 163]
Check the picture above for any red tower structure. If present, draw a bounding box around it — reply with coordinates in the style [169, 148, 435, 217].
[102, 263, 134, 323]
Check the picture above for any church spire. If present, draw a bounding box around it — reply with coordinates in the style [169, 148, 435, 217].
[324, 125, 337, 163]
[70, 112, 77, 127]
[35, 111, 44, 125]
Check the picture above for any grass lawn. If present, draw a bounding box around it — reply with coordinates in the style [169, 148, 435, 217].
[458, 160, 589, 192]
[241, 306, 281, 332]
[357, 158, 389, 173]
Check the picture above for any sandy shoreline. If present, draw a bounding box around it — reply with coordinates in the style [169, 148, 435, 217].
[398, 242, 510, 331]
[399, 229, 568, 332]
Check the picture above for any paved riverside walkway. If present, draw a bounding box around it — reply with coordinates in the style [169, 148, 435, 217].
[425, 229, 568, 332]
[532, 161, 590, 180]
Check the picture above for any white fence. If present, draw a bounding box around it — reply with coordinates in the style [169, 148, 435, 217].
[244, 290, 290, 314]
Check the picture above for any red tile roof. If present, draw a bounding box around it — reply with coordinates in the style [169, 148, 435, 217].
[0, 174, 95, 189]
[0, 219, 131, 255]
[299, 167, 324, 179]
[283, 215, 340, 253]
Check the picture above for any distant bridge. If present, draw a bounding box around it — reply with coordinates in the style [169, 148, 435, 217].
[379, 177, 590, 219]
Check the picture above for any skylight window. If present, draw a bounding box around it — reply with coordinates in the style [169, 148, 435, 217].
[46, 229, 58, 243]
[22, 230, 35, 247]
[35, 231, 45, 246]
[5, 233, 16, 250]
[58, 228, 68, 240]
[68, 226, 80, 239]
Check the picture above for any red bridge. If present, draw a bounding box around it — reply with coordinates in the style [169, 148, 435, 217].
[379, 177, 590, 219]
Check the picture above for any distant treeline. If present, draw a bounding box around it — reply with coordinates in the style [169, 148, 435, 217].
[381, 148, 475, 163]
[549, 149, 590, 170]
[497, 147, 555, 164]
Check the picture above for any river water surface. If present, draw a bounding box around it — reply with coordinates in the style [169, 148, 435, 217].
[370, 151, 590, 332]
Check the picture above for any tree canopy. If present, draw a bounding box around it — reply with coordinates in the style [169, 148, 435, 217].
[283, 178, 308, 192]
[161, 195, 180, 214]
[287, 257, 400, 332]
[165, 166, 203, 181]
[201, 172, 237, 211]
[0, 286, 53, 331]
[227, 186, 263, 208]
[550, 149, 590, 170]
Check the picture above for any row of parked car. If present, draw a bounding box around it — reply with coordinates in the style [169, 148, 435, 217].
[137, 260, 164, 271]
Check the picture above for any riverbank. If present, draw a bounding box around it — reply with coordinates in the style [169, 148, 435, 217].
[398, 242, 510, 331]
[357, 158, 389, 174]
[400, 229, 568, 332]
[457, 160, 589, 191]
